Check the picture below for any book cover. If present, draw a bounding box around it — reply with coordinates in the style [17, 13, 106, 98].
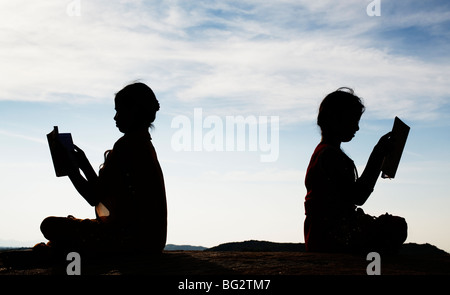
[47, 126, 75, 177]
[381, 117, 410, 179]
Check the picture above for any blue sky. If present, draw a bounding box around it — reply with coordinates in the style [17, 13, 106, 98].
[1, 0, 450, 252]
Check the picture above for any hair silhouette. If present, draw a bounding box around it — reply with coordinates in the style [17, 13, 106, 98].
[114, 82, 160, 130]
[317, 87, 365, 137]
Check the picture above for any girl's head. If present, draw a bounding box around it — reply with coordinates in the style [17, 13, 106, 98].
[317, 87, 365, 142]
[114, 82, 160, 133]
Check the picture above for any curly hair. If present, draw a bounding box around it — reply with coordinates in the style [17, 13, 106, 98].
[317, 87, 365, 136]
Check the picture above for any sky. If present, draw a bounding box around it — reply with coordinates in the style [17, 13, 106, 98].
[1, 0, 450, 252]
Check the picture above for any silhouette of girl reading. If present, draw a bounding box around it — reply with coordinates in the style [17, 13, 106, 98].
[39, 82, 167, 254]
[304, 87, 407, 253]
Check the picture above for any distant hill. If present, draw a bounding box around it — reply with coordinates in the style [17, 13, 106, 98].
[3, 240, 447, 256]
[0, 247, 29, 251]
[206, 240, 449, 256]
[1, 245, 208, 252]
[164, 244, 207, 251]
[398, 242, 449, 256]
[207, 240, 305, 252]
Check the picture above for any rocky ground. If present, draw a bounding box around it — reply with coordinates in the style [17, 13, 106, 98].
[0, 242, 449, 275]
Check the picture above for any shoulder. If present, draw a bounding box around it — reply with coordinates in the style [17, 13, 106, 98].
[312, 143, 342, 161]
[113, 132, 157, 165]
[113, 132, 151, 151]
[307, 143, 341, 174]
[112, 135, 127, 150]
[313, 143, 351, 173]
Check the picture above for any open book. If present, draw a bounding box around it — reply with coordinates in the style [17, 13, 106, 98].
[381, 117, 410, 179]
[47, 126, 76, 177]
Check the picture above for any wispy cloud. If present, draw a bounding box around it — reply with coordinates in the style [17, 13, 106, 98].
[0, 1, 449, 124]
[0, 129, 46, 145]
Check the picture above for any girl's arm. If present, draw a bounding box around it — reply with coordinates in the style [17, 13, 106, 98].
[67, 145, 99, 206]
[354, 132, 393, 205]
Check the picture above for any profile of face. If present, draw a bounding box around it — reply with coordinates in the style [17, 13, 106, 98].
[334, 112, 361, 142]
[114, 105, 139, 134]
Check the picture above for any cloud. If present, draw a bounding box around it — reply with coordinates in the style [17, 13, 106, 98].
[0, 129, 46, 145]
[0, 1, 449, 125]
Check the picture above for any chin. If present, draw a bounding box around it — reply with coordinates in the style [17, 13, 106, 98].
[116, 126, 126, 133]
[342, 135, 355, 142]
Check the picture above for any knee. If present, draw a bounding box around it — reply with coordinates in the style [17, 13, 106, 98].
[390, 216, 408, 249]
[398, 217, 408, 242]
[392, 215, 407, 236]
[379, 214, 408, 242]
[40, 216, 60, 240]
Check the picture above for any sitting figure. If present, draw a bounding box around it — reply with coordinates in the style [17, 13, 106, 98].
[304, 87, 407, 254]
[39, 82, 167, 255]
